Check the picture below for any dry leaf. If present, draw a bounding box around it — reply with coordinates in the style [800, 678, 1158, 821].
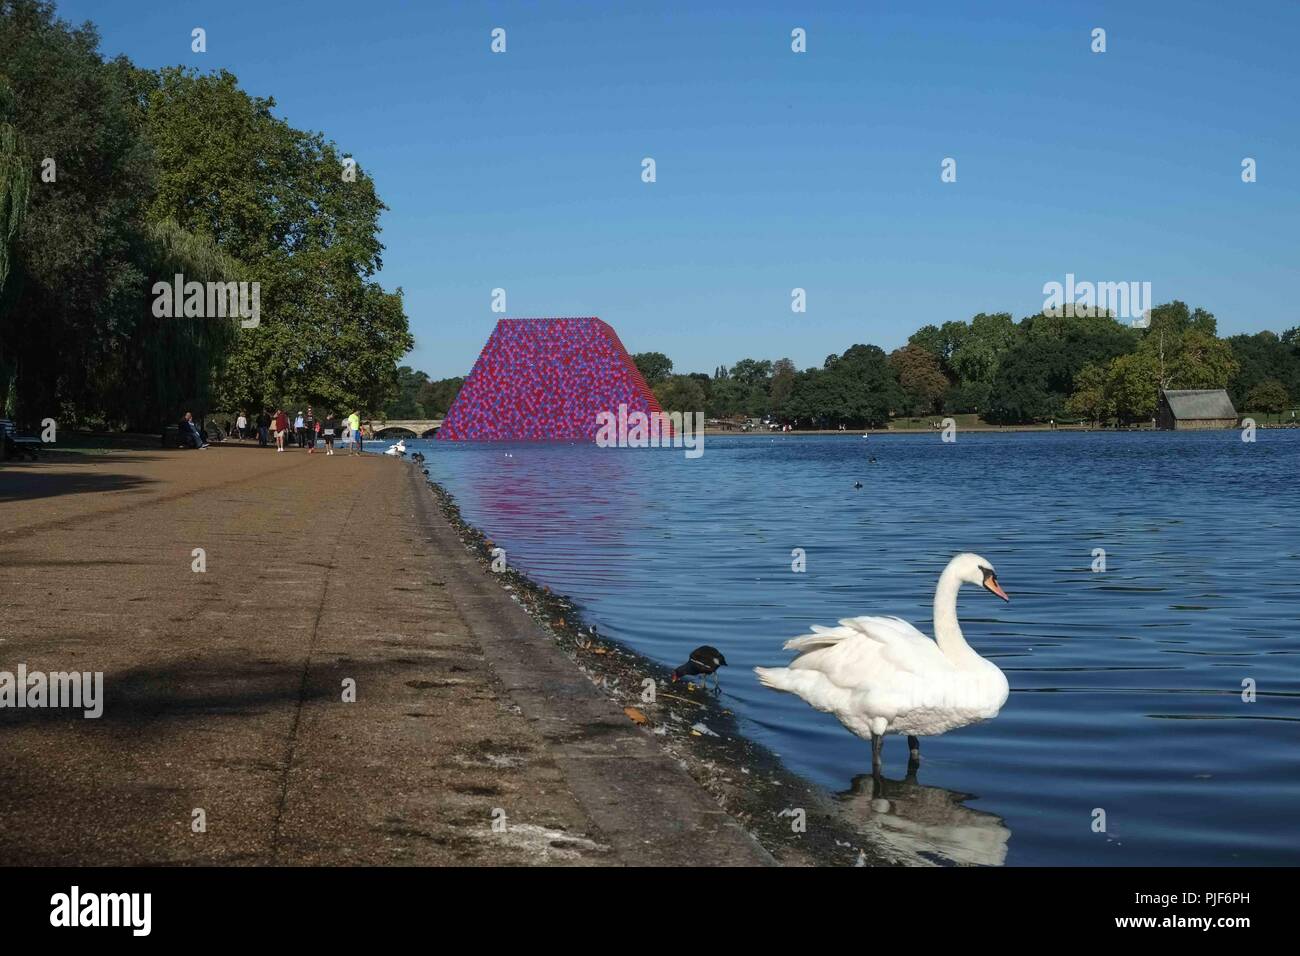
[623, 706, 648, 725]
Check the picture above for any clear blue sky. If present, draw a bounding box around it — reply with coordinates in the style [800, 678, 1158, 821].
[60, 0, 1300, 379]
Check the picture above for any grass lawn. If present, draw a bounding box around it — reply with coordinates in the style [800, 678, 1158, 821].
[888, 413, 987, 430]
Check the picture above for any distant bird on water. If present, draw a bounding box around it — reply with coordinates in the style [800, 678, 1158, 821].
[673, 645, 728, 690]
[853, 481, 863, 489]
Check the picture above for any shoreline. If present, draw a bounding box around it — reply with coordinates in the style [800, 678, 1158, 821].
[418, 467, 888, 866]
[18, 418, 1296, 460]
[3, 445, 857, 866]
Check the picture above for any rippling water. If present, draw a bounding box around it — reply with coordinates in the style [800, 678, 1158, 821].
[405, 430, 1299, 865]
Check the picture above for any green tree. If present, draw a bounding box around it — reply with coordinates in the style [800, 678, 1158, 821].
[1106, 352, 1160, 424]
[1138, 302, 1233, 390]
[1066, 363, 1113, 426]
[128, 219, 245, 427]
[986, 339, 1069, 424]
[986, 312, 1137, 424]
[384, 365, 432, 418]
[0, 74, 30, 416]
[908, 320, 967, 383]
[787, 344, 902, 428]
[1245, 379, 1289, 422]
[0, 76, 28, 296]
[706, 375, 746, 418]
[949, 312, 1016, 395]
[633, 351, 673, 385]
[889, 343, 949, 415]
[144, 67, 411, 415]
[0, 0, 155, 426]
[654, 374, 706, 413]
[729, 358, 772, 389]
[769, 357, 796, 418]
[1164, 329, 1239, 389]
[1227, 330, 1300, 408]
[416, 376, 463, 418]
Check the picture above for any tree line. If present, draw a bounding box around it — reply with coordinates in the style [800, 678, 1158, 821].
[630, 303, 1298, 428]
[0, 0, 411, 431]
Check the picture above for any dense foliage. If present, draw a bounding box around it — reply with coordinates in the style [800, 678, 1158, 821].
[381, 366, 463, 420]
[0, 0, 411, 429]
[631, 300, 1296, 427]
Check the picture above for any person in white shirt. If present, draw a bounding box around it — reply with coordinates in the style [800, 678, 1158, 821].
[235, 412, 247, 440]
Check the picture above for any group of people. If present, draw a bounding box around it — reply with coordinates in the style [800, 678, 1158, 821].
[226, 408, 369, 455]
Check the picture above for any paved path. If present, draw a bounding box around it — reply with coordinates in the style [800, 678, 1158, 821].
[0, 445, 770, 866]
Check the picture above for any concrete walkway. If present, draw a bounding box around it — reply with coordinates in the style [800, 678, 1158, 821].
[0, 445, 770, 866]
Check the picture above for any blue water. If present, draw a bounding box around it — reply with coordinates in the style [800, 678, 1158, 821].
[402, 431, 1300, 865]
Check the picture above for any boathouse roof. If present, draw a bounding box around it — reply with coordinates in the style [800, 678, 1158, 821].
[1160, 389, 1238, 420]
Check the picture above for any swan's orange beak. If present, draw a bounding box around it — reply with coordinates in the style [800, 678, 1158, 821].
[985, 577, 1010, 601]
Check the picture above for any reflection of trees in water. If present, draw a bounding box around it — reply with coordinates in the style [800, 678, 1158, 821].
[836, 768, 1010, 867]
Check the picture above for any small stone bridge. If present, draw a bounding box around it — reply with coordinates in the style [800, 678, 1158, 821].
[372, 420, 442, 437]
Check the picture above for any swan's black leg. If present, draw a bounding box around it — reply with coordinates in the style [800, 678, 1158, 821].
[871, 733, 883, 773]
[906, 736, 921, 776]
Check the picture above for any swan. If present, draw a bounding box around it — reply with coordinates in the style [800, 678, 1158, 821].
[755, 553, 1009, 771]
[384, 440, 406, 456]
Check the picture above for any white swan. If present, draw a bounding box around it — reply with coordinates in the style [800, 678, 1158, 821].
[384, 440, 406, 456]
[755, 553, 1010, 770]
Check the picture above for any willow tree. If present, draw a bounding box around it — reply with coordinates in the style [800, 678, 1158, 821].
[0, 79, 27, 289]
[0, 76, 30, 417]
[0, 1, 154, 427]
[125, 219, 245, 428]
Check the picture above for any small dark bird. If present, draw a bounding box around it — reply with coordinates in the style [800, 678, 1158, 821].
[868, 456, 877, 463]
[853, 481, 863, 489]
[673, 645, 728, 690]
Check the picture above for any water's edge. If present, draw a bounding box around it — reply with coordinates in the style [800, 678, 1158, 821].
[418, 467, 895, 866]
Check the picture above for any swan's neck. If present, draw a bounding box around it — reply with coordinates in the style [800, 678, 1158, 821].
[934, 566, 981, 665]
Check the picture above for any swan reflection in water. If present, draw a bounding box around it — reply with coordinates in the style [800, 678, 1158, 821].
[836, 767, 1011, 867]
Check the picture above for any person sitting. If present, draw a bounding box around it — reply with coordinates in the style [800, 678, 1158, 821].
[180, 412, 208, 449]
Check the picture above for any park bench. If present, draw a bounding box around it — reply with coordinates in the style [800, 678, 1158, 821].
[0, 419, 43, 460]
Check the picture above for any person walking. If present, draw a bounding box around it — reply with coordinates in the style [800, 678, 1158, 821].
[258, 410, 271, 447]
[321, 413, 339, 455]
[235, 411, 247, 440]
[348, 411, 362, 455]
[303, 406, 317, 454]
[273, 408, 289, 452]
[294, 410, 306, 449]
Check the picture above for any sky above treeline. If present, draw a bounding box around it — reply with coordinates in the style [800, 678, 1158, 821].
[61, 0, 1300, 379]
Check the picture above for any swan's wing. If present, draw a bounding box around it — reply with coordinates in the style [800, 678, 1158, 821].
[785, 615, 952, 680]
[845, 616, 952, 672]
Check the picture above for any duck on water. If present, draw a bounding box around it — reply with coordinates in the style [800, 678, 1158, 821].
[755, 553, 1010, 772]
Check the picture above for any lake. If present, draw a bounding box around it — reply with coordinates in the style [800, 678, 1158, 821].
[402, 430, 1299, 865]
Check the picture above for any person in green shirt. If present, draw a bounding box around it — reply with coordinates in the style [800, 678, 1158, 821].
[348, 412, 362, 455]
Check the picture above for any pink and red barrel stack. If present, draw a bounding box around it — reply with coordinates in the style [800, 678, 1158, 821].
[437, 317, 665, 441]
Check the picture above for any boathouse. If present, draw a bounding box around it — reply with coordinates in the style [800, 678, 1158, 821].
[1156, 389, 1238, 430]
